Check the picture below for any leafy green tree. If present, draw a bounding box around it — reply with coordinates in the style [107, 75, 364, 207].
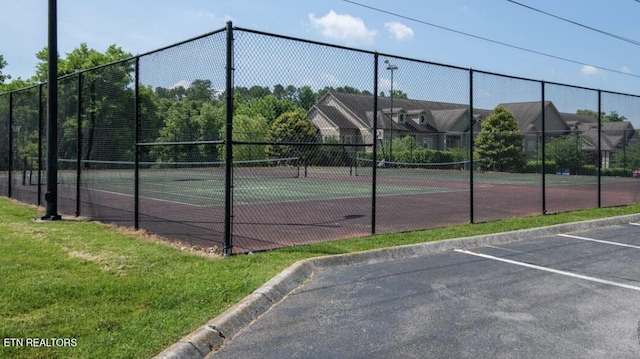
[236, 94, 301, 125]
[611, 139, 640, 170]
[576, 109, 627, 122]
[474, 105, 525, 172]
[379, 89, 408, 99]
[219, 114, 268, 161]
[32, 43, 131, 82]
[0, 54, 10, 85]
[296, 85, 316, 110]
[604, 110, 626, 122]
[266, 109, 319, 162]
[149, 79, 225, 162]
[187, 79, 217, 102]
[317, 86, 371, 98]
[544, 136, 585, 174]
[0, 78, 33, 93]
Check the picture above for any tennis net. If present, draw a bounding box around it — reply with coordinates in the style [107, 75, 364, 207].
[354, 158, 471, 177]
[27, 157, 300, 186]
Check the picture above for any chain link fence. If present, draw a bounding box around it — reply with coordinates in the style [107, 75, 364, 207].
[2, 23, 640, 254]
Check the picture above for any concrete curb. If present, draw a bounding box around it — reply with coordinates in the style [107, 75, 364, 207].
[154, 213, 640, 358]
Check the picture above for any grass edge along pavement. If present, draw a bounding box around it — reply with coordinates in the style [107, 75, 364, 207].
[159, 208, 640, 358]
[1, 198, 640, 358]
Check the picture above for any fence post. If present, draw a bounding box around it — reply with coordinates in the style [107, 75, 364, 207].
[541, 82, 546, 214]
[43, 0, 61, 220]
[223, 21, 234, 256]
[38, 84, 43, 206]
[75, 72, 82, 217]
[372, 53, 379, 235]
[134, 56, 140, 230]
[597, 90, 602, 208]
[8, 92, 12, 198]
[469, 69, 474, 224]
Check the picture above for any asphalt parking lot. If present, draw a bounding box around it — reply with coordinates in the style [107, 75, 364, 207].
[210, 223, 640, 359]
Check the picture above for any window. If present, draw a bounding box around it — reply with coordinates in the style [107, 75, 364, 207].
[399, 113, 405, 123]
[420, 114, 425, 124]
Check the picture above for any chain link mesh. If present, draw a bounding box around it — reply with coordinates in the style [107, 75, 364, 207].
[1, 25, 640, 253]
[601, 91, 640, 207]
[7, 86, 41, 205]
[544, 83, 599, 213]
[0, 92, 11, 196]
[472, 72, 543, 222]
[137, 31, 227, 249]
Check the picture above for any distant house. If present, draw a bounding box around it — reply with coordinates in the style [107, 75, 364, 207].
[308, 92, 637, 168]
[307, 92, 484, 153]
[567, 117, 638, 168]
[498, 101, 567, 158]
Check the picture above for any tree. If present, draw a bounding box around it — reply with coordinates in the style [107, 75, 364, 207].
[611, 138, 640, 170]
[33, 43, 131, 82]
[604, 110, 626, 122]
[0, 54, 10, 85]
[296, 85, 316, 110]
[576, 109, 627, 122]
[266, 109, 319, 162]
[474, 105, 525, 172]
[236, 94, 301, 125]
[219, 114, 268, 161]
[380, 89, 408, 99]
[545, 136, 585, 174]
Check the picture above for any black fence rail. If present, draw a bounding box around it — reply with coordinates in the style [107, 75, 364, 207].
[2, 22, 640, 255]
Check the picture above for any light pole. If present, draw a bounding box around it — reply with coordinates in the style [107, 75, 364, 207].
[385, 60, 397, 163]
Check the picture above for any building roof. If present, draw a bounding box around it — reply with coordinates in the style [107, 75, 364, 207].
[315, 105, 358, 129]
[309, 92, 637, 153]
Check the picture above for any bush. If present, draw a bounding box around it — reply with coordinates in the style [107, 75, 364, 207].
[601, 167, 632, 177]
[309, 139, 351, 166]
[356, 148, 468, 164]
[523, 160, 557, 174]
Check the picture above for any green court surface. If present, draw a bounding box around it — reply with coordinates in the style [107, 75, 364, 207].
[31, 166, 636, 207]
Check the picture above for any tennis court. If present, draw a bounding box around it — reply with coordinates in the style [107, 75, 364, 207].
[8, 157, 638, 252]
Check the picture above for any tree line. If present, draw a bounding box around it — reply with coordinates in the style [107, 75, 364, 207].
[2, 44, 639, 173]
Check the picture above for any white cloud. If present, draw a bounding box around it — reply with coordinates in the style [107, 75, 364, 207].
[308, 11, 376, 46]
[384, 22, 414, 41]
[580, 65, 602, 76]
[621, 66, 633, 74]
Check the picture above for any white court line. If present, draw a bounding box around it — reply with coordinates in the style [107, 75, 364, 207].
[559, 234, 640, 250]
[454, 248, 640, 292]
[630, 223, 640, 227]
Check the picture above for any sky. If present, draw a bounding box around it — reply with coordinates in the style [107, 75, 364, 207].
[1, 0, 639, 98]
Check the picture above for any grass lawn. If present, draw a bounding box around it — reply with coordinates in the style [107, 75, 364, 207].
[2, 196, 640, 358]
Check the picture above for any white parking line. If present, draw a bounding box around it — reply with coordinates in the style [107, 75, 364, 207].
[454, 248, 640, 292]
[559, 234, 640, 250]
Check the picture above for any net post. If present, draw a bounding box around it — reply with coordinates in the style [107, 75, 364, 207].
[223, 21, 234, 256]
